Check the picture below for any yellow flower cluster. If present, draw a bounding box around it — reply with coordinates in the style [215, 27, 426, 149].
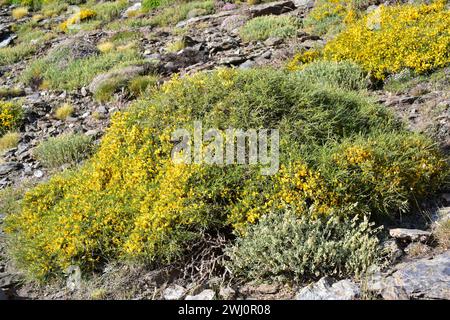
[286, 49, 321, 71]
[0, 101, 23, 136]
[59, 9, 96, 32]
[324, 1, 450, 79]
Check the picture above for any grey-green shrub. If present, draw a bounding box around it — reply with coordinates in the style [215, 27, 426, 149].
[226, 207, 381, 281]
[239, 15, 301, 42]
[299, 60, 367, 90]
[34, 133, 93, 168]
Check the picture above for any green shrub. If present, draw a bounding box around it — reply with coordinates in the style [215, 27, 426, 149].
[142, 0, 162, 11]
[0, 24, 54, 66]
[127, 75, 159, 97]
[21, 43, 144, 91]
[0, 87, 24, 99]
[90, 0, 129, 22]
[0, 101, 23, 135]
[303, 0, 350, 36]
[226, 208, 381, 281]
[149, 0, 215, 26]
[298, 60, 367, 90]
[239, 15, 301, 42]
[0, 131, 20, 152]
[54, 103, 74, 120]
[34, 133, 93, 168]
[5, 68, 447, 280]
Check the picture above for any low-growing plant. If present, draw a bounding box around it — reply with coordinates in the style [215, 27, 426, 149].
[97, 41, 115, 53]
[239, 15, 301, 42]
[142, 0, 162, 11]
[59, 8, 97, 32]
[12, 6, 29, 19]
[226, 207, 382, 281]
[93, 76, 127, 102]
[33, 133, 93, 168]
[21, 42, 144, 90]
[0, 25, 54, 66]
[90, 0, 128, 23]
[297, 60, 367, 90]
[0, 101, 23, 135]
[0, 87, 24, 98]
[165, 39, 185, 53]
[149, 0, 215, 26]
[54, 103, 74, 120]
[127, 75, 158, 97]
[0, 131, 20, 152]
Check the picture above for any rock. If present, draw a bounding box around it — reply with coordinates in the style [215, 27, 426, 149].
[442, 193, 450, 205]
[176, 10, 236, 28]
[219, 56, 246, 66]
[49, 38, 99, 69]
[123, 2, 142, 18]
[88, 64, 151, 94]
[85, 129, 99, 137]
[380, 286, 409, 300]
[160, 46, 208, 74]
[181, 35, 199, 48]
[222, 3, 238, 11]
[0, 34, 15, 48]
[66, 265, 81, 291]
[0, 273, 20, 289]
[0, 162, 22, 176]
[292, 0, 315, 8]
[0, 289, 6, 300]
[163, 284, 186, 300]
[239, 60, 255, 69]
[382, 239, 404, 263]
[185, 289, 215, 300]
[329, 279, 361, 300]
[404, 242, 432, 257]
[296, 277, 360, 300]
[366, 4, 380, 13]
[187, 8, 208, 19]
[264, 37, 283, 47]
[389, 228, 432, 243]
[368, 251, 450, 300]
[220, 15, 248, 32]
[246, 1, 296, 18]
[33, 170, 44, 178]
[219, 287, 236, 300]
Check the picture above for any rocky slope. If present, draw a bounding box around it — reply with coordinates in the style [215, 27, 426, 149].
[0, 0, 449, 300]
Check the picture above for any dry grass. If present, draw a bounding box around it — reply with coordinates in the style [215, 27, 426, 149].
[12, 7, 28, 20]
[434, 211, 450, 250]
[54, 103, 74, 120]
[0, 131, 20, 152]
[97, 41, 115, 53]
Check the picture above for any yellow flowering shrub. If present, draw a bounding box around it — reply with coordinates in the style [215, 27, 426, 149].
[286, 49, 321, 71]
[0, 100, 23, 136]
[59, 9, 97, 32]
[324, 1, 450, 79]
[5, 69, 448, 280]
[304, 0, 361, 36]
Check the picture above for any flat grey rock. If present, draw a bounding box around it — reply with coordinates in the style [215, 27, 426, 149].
[368, 251, 450, 300]
[185, 289, 215, 300]
[163, 284, 186, 300]
[389, 228, 432, 243]
[296, 277, 360, 300]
